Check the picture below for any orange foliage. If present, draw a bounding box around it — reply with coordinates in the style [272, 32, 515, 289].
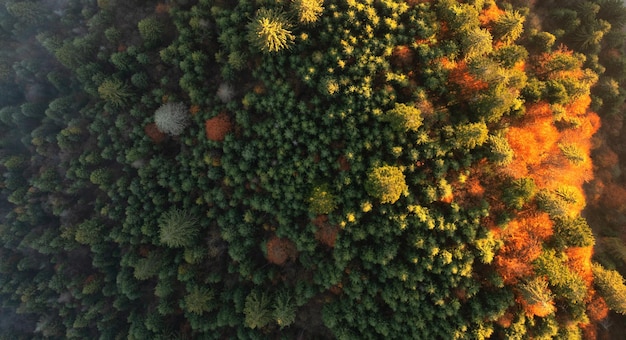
[586, 290, 609, 322]
[448, 61, 489, 98]
[189, 105, 200, 115]
[600, 183, 626, 212]
[155, 3, 171, 14]
[565, 246, 594, 286]
[266, 236, 298, 265]
[145, 123, 166, 143]
[205, 112, 232, 142]
[391, 45, 415, 68]
[479, 3, 504, 27]
[313, 215, 340, 248]
[496, 311, 515, 328]
[495, 213, 553, 284]
[520, 296, 555, 318]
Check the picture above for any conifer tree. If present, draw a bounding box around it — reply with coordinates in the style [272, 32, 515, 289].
[247, 9, 295, 53]
[158, 208, 198, 248]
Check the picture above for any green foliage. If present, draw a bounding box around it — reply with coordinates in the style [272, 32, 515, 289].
[551, 217, 594, 248]
[183, 286, 214, 315]
[292, 0, 324, 24]
[244, 291, 272, 329]
[493, 10, 525, 45]
[273, 290, 296, 329]
[383, 103, 423, 132]
[97, 79, 130, 107]
[154, 102, 189, 136]
[488, 135, 513, 166]
[592, 263, 626, 314]
[534, 250, 587, 304]
[137, 17, 163, 46]
[365, 165, 407, 204]
[308, 184, 337, 215]
[451, 122, 489, 150]
[558, 143, 585, 165]
[158, 209, 199, 248]
[5, 1, 45, 25]
[247, 9, 295, 53]
[503, 178, 536, 210]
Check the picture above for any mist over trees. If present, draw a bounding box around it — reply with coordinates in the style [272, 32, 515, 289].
[1, 0, 626, 339]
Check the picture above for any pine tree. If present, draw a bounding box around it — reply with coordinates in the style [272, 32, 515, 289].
[183, 285, 214, 315]
[273, 290, 296, 329]
[244, 291, 272, 329]
[592, 263, 626, 314]
[158, 208, 199, 248]
[97, 78, 130, 107]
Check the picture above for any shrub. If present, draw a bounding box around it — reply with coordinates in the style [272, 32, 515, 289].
[154, 102, 190, 136]
[247, 9, 295, 53]
[365, 165, 407, 204]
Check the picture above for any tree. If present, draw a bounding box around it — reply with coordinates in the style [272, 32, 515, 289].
[247, 9, 295, 53]
[488, 135, 514, 166]
[365, 165, 407, 204]
[518, 277, 555, 317]
[183, 285, 214, 315]
[451, 122, 489, 150]
[383, 103, 423, 132]
[244, 291, 272, 329]
[97, 79, 130, 107]
[592, 263, 626, 314]
[137, 17, 163, 46]
[158, 208, 199, 248]
[552, 217, 594, 248]
[292, 0, 324, 24]
[154, 102, 190, 136]
[273, 290, 296, 329]
[308, 184, 337, 215]
[493, 10, 525, 45]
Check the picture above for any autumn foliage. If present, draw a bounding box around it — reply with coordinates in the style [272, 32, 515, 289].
[266, 236, 298, 265]
[205, 112, 232, 142]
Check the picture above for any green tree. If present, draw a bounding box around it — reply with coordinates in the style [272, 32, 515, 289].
[137, 17, 163, 46]
[503, 177, 536, 210]
[558, 143, 585, 165]
[273, 290, 296, 329]
[493, 10, 525, 45]
[158, 208, 199, 248]
[247, 9, 295, 53]
[183, 285, 214, 315]
[154, 102, 189, 136]
[518, 277, 555, 315]
[383, 103, 423, 132]
[365, 165, 408, 204]
[592, 263, 626, 314]
[551, 216, 594, 248]
[451, 122, 489, 150]
[97, 78, 130, 107]
[488, 135, 514, 166]
[309, 184, 337, 215]
[244, 291, 272, 329]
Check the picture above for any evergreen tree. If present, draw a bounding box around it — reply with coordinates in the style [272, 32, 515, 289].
[592, 263, 626, 314]
[158, 208, 199, 248]
[244, 291, 272, 329]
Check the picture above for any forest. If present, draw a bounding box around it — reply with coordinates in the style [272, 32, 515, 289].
[1, 0, 626, 338]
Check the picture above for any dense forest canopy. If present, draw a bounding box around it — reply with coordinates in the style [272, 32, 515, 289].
[1, 0, 626, 338]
